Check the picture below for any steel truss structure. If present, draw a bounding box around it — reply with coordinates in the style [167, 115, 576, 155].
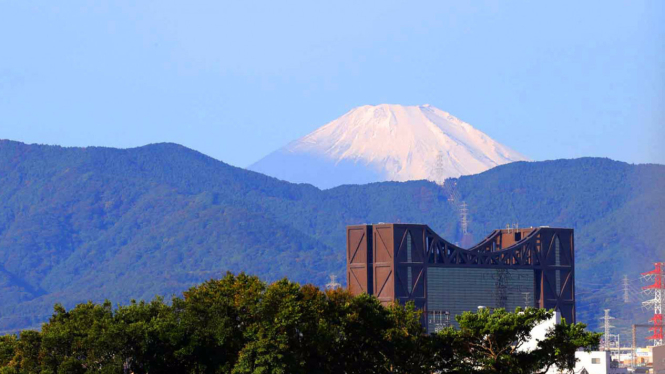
[347, 223, 576, 329]
[642, 262, 665, 346]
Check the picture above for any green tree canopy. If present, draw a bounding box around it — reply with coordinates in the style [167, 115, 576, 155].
[0, 273, 600, 374]
[434, 307, 601, 374]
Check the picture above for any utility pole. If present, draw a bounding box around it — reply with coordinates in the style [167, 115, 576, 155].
[600, 309, 615, 351]
[633, 325, 636, 368]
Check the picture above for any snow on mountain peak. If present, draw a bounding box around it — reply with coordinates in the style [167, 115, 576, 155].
[250, 104, 529, 189]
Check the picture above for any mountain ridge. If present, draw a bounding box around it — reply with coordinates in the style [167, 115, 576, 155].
[0, 139, 663, 338]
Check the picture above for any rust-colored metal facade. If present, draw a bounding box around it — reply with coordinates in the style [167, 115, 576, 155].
[346, 223, 575, 331]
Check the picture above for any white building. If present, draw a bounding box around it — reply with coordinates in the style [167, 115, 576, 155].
[566, 350, 628, 374]
[521, 311, 628, 374]
[520, 310, 561, 353]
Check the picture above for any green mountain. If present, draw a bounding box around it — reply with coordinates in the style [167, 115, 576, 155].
[0, 140, 663, 337]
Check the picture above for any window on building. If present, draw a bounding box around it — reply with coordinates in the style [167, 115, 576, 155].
[591, 358, 600, 364]
[554, 235, 561, 295]
[407, 231, 412, 262]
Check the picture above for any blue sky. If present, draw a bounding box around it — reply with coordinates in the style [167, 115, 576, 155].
[1, 1, 663, 167]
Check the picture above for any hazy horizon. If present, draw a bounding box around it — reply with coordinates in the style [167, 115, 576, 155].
[1, 1, 663, 168]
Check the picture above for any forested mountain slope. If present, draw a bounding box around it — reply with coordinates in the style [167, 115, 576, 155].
[0, 140, 662, 335]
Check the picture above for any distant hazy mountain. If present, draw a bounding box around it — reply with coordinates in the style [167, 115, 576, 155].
[0, 140, 663, 339]
[250, 104, 529, 188]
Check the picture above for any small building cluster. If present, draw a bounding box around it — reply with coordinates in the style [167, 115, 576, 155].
[345, 223, 661, 373]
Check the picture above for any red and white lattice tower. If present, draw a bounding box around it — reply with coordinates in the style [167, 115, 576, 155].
[642, 262, 665, 346]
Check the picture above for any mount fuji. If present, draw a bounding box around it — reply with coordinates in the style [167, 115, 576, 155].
[250, 104, 529, 189]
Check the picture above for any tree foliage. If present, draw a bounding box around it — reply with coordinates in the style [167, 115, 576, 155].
[0, 273, 600, 373]
[436, 307, 601, 374]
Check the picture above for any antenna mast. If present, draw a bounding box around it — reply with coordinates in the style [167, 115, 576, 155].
[522, 292, 531, 308]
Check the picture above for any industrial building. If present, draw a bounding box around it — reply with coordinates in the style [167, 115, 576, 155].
[346, 223, 575, 332]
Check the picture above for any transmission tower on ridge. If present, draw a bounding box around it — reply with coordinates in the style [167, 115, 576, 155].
[460, 201, 469, 235]
[434, 152, 471, 242]
[600, 309, 615, 351]
[642, 262, 665, 346]
[434, 152, 446, 186]
[326, 274, 341, 290]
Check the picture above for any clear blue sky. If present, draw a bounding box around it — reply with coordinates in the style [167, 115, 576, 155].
[1, 1, 663, 167]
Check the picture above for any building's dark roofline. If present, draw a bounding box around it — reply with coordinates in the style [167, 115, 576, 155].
[347, 223, 573, 254]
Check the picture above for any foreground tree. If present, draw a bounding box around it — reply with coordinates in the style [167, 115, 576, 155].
[38, 301, 121, 372]
[315, 290, 437, 374]
[113, 298, 180, 374]
[0, 335, 18, 372]
[169, 273, 266, 373]
[434, 307, 601, 374]
[533, 319, 603, 373]
[0, 273, 601, 374]
[381, 301, 437, 374]
[3, 330, 41, 374]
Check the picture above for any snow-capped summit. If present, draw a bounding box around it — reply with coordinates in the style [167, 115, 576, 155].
[249, 104, 529, 189]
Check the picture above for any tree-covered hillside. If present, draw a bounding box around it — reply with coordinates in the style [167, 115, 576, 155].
[0, 140, 663, 336]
